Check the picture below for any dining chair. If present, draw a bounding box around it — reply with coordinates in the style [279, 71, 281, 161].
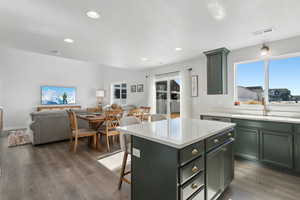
[140, 106, 151, 121]
[86, 107, 101, 113]
[128, 108, 143, 120]
[66, 110, 98, 153]
[150, 114, 167, 122]
[118, 116, 141, 189]
[99, 110, 123, 152]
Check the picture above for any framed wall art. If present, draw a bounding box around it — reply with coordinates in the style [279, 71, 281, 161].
[191, 75, 198, 97]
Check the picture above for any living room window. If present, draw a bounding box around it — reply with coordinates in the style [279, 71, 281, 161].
[112, 83, 127, 105]
[235, 54, 300, 105]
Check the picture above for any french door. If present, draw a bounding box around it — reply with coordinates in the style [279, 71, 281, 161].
[155, 77, 180, 118]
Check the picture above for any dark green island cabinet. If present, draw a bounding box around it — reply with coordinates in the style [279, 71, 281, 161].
[118, 118, 236, 200]
[201, 115, 300, 173]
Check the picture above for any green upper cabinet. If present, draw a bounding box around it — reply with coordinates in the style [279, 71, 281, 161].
[204, 47, 230, 95]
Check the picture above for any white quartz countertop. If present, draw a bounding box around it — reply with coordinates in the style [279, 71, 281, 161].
[117, 118, 235, 149]
[201, 112, 300, 124]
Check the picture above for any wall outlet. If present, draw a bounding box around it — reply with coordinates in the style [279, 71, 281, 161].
[132, 148, 141, 158]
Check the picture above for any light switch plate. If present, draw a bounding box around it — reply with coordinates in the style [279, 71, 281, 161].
[132, 148, 141, 158]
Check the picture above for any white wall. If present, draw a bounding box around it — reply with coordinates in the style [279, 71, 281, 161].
[147, 35, 300, 118]
[0, 47, 148, 130]
[0, 47, 100, 129]
[101, 66, 147, 106]
[0, 60, 3, 107]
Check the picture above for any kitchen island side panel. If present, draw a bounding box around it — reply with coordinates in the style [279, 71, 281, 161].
[132, 136, 179, 200]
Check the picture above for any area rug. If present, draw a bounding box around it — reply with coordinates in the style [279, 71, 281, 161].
[97, 151, 131, 176]
[8, 129, 31, 147]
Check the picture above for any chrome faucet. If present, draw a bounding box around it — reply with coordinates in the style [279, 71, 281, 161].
[262, 97, 269, 116]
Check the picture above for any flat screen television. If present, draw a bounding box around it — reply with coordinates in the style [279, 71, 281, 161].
[41, 86, 76, 105]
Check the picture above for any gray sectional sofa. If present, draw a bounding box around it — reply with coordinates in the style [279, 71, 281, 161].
[29, 104, 138, 145]
[30, 109, 89, 145]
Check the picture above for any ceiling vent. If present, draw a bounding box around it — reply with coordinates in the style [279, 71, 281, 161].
[253, 27, 275, 36]
[50, 50, 61, 55]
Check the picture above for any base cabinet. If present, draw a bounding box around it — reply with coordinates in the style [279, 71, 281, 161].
[235, 127, 259, 160]
[224, 141, 234, 188]
[294, 133, 300, 172]
[207, 140, 234, 200]
[260, 130, 293, 169]
[202, 115, 300, 172]
[207, 149, 223, 200]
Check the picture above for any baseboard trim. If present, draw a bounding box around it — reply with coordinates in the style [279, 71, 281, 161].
[3, 127, 27, 131]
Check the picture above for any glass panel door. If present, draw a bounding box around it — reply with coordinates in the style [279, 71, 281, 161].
[156, 81, 168, 114]
[155, 78, 180, 118]
[170, 79, 180, 118]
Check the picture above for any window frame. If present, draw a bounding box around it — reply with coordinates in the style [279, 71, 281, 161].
[234, 52, 300, 107]
[111, 82, 127, 105]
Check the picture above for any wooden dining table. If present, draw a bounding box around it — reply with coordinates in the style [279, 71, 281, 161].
[77, 113, 106, 130]
[77, 113, 106, 151]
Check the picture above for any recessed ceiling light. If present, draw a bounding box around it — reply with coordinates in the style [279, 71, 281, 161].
[141, 57, 148, 61]
[86, 11, 100, 19]
[207, 1, 226, 20]
[175, 47, 182, 51]
[64, 38, 74, 43]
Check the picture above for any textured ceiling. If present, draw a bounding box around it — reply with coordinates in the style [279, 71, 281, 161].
[0, 0, 300, 69]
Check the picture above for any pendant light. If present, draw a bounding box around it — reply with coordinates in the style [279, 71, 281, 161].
[260, 44, 270, 56]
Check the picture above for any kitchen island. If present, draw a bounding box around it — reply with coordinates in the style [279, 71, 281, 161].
[118, 118, 236, 200]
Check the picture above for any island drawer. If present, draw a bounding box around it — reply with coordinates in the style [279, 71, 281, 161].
[207, 130, 234, 151]
[180, 156, 204, 184]
[179, 141, 204, 165]
[189, 188, 204, 200]
[180, 172, 204, 200]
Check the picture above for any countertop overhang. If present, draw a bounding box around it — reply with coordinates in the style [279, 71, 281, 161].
[117, 118, 235, 149]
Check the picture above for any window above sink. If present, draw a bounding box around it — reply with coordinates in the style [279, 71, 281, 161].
[235, 53, 300, 106]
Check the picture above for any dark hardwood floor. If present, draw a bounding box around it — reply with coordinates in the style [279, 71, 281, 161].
[0, 136, 300, 200]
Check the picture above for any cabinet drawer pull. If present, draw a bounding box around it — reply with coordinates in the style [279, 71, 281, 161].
[192, 166, 199, 173]
[214, 139, 219, 143]
[191, 183, 198, 189]
[192, 149, 199, 155]
[228, 133, 232, 136]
